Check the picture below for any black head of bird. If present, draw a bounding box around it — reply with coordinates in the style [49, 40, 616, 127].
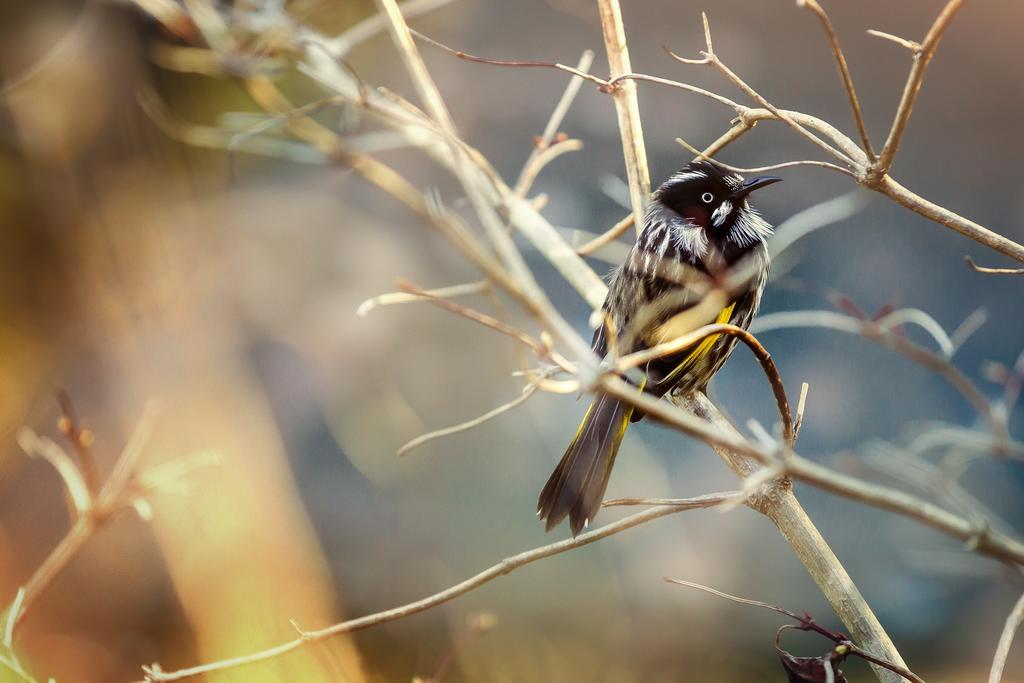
[537, 160, 782, 536]
[646, 160, 783, 267]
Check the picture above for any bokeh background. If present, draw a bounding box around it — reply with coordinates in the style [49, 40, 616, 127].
[2, 0, 1024, 681]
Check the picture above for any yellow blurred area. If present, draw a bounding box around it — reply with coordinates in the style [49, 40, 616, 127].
[0, 5, 369, 680]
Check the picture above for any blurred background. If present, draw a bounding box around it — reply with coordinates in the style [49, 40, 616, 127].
[1, 0, 1023, 681]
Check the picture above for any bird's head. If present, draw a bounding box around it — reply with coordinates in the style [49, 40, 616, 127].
[650, 160, 782, 260]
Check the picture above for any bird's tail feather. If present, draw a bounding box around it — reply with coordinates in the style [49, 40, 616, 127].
[537, 393, 633, 536]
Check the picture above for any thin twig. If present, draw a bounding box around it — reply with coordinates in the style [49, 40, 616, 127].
[675, 136, 856, 178]
[395, 280, 556, 362]
[794, 382, 810, 440]
[356, 280, 489, 317]
[409, 29, 746, 118]
[514, 50, 595, 196]
[513, 138, 584, 196]
[866, 29, 922, 53]
[664, 578, 926, 682]
[373, 0, 456, 133]
[11, 402, 164, 635]
[797, 0, 875, 160]
[597, 0, 651, 235]
[594, 383, 1024, 567]
[965, 256, 1024, 276]
[666, 13, 857, 168]
[142, 494, 734, 681]
[603, 491, 740, 508]
[131, 6, 1024, 683]
[574, 214, 634, 257]
[326, 0, 455, 59]
[664, 578, 799, 619]
[55, 391, 100, 495]
[751, 309, 1005, 439]
[398, 379, 544, 456]
[875, 0, 965, 174]
[16, 429, 91, 516]
[989, 591, 1024, 683]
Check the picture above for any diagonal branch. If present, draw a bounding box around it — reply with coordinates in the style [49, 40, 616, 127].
[371, 0, 455, 133]
[875, 0, 965, 174]
[142, 492, 736, 681]
[798, 0, 875, 161]
[666, 13, 858, 168]
[965, 257, 1024, 276]
[514, 50, 595, 197]
[597, 0, 651, 235]
[989, 591, 1024, 683]
[397, 380, 543, 456]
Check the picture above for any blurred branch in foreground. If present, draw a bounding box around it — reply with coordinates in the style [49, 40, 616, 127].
[1, 398, 217, 682]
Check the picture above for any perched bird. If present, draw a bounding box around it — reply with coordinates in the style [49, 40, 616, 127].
[537, 160, 782, 535]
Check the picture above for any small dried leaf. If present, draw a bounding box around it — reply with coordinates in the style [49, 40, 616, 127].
[779, 652, 847, 683]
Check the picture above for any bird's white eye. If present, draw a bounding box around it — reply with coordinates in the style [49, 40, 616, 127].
[700, 192, 714, 203]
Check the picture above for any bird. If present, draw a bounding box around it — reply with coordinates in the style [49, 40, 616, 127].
[537, 160, 782, 536]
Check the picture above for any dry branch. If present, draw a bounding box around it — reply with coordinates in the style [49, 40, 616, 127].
[664, 578, 925, 683]
[989, 591, 1024, 683]
[597, 0, 650, 235]
[875, 0, 965, 175]
[797, 0, 875, 161]
[142, 493, 735, 681]
[966, 256, 1024, 276]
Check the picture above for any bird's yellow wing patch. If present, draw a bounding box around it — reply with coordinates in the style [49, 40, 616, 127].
[659, 302, 735, 386]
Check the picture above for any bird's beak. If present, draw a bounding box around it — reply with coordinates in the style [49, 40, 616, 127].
[732, 175, 783, 200]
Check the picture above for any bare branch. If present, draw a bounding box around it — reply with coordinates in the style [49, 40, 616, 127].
[142, 495, 733, 681]
[372, 0, 456, 133]
[513, 137, 584, 196]
[130, 5, 1024, 682]
[357, 280, 489, 317]
[514, 50, 595, 196]
[989, 591, 1024, 683]
[876, 0, 966, 174]
[326, 0, 455, 59]
[666, 13, 858, 168]
[574, 213, 634, 257]
[16, 428, 91, 516]
[751, 309, 1006, 440]
[794, 382, 810, 440]
[664, 577, 800, 619]
[866, 29, 922, 54]
[11, 401, 167, 635]
[597, 0, 651, 234]
[597, 385, 1024, 566]
[398, 378, 545, 456]
[797, 0, 875, 160]
[879, 175, 1024, 265]
[966, 256, 1024, 276]
[395, 280, 550, 360]
[603, 491, 741, 508]
[667, 577, 925, 682]
[409, 29, 746, 119]
[675, 136, 856, 178]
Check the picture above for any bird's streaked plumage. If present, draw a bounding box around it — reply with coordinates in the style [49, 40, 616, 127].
[537, 160, 780, 535]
